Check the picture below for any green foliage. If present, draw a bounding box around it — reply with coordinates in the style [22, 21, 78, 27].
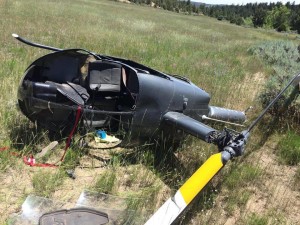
[277, 131, 300, 165]
[217, 16, 224, 21]
[248, 41, 300, 68]
[244, 17, 254, 27]
[290, 8, 300, 33]
[199, 2, 300, 34]
[248, 41, 300, 119]
[252, 8, 267, 27]
[118, 1, 300, 34]
[235, 16, 244, 26]
[265, 6, 291, 31]
[133, 0, 199, 14]
[32, 170, 66, 198]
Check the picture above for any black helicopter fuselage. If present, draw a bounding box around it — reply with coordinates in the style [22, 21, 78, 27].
[17, 38, 245, 147]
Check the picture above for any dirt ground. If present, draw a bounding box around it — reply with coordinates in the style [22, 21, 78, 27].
[1, 135, 299, 225]
[192, 135, 300, 225]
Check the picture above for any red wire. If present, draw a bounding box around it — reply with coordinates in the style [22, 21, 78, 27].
[59, 106, 82, 162]
[15, 106, 82, 168]
[0, 147, 9, 151]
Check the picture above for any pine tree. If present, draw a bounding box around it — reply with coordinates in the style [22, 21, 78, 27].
[252, 8, 267, 27]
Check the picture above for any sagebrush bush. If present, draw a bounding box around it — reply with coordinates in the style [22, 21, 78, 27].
[248, 41, 300, 69]
[248, 41, 300, 120]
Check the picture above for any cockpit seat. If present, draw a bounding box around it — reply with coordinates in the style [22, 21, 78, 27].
[87, 61, 122, 93]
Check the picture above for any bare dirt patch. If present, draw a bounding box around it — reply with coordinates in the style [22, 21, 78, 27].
[245, 138, 300, 224]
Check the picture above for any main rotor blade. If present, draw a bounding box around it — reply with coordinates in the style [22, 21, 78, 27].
[145, 152, 225, 225]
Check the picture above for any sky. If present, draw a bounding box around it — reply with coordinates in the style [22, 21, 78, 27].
[197, 0, 300, 5]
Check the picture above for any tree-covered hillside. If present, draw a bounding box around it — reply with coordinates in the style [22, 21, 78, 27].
[201, 2, 300, 32]
[129, 0, 300, 33]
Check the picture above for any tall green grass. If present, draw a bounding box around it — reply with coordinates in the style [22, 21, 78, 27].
[277, 131, 300, 165]
[32, 169, 66, 198]
[0, 0, 299, 224]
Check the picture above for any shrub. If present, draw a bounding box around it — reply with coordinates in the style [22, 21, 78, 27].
[248, 41, 300, 120]
[235, 16, 244, 26]
[217, 16, 224, 21]
[248, 41, 300, 69]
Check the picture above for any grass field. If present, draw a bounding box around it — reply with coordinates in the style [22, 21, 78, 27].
[0, 0, 299, 224]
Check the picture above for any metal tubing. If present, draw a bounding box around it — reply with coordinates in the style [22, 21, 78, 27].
[163, 112, 216, 143]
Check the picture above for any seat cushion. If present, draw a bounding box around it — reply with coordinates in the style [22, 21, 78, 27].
[88, 61, 122, 92]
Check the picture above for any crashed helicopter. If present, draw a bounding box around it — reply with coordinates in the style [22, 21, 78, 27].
[15, 34, 246, 149]
[13, 34, 300, 225]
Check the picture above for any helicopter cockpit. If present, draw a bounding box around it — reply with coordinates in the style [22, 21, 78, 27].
[18, 50, 139, 134]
